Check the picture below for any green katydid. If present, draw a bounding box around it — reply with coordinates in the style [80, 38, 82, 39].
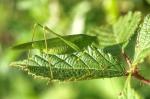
[12, 23, 98, 54]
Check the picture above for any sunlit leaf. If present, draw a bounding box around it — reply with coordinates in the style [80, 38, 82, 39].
[113, 11, 141, 44]
[90, 12, 141, 48]
[119, 76, 142, 99]
[11, 46, 126, 81]
[133, 14, 150, 64]
[119, 85, 142, 99]
[91, 26, 117, 48]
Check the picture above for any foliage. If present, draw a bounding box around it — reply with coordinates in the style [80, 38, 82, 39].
[1, 0, 150, 99]
[91, 12, 141, 48]
[134, 14, 150, 64]
[119, 75, 142, 99]
[10, 11, 150, 99]
[11, 46, 125, 81]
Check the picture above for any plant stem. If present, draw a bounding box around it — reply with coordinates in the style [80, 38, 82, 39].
[121, 49, 132, 67]
[132, 69, 150, 85]
[121, 50, 150, 85]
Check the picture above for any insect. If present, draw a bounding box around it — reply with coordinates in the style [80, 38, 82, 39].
[12, 23, 98, 54]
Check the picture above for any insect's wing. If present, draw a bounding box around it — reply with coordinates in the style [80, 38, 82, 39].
[12, 41, 33, 50]
[12, 34, 97, 54]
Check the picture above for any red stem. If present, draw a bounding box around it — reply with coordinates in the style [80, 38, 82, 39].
[122, 50, 150, 85]
[132, 70, 150, 85]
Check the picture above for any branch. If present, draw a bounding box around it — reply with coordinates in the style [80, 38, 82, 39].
[132, 70, 150, 85]
[125, 68, 150, 85]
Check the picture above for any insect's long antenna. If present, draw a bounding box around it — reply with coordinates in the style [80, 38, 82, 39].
[37, 23, 80, 52]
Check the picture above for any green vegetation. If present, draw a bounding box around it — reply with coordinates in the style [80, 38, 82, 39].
[1, 0, 150, 99]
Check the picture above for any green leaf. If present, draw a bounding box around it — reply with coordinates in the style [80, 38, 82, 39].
[90, 12, 141, 48]
[113, 11, 141, 44]
[119, 75, 142, 99]
[119, 84, 142, 99]
[10, 46, 126, 81]
[133, 14, 150, 64]
[91, 26, 117, 48]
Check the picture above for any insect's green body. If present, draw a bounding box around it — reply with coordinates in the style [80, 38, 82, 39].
[12, 24, 98, 83]
[13, 34, 98, 54]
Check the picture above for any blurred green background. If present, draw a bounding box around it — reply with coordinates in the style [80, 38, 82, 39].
[0, 0, 150, 99]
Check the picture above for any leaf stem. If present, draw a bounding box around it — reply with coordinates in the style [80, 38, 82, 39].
[132, 69, 150, 85]
[121, 50, 150, 85]
[121, 49, 132, 67]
